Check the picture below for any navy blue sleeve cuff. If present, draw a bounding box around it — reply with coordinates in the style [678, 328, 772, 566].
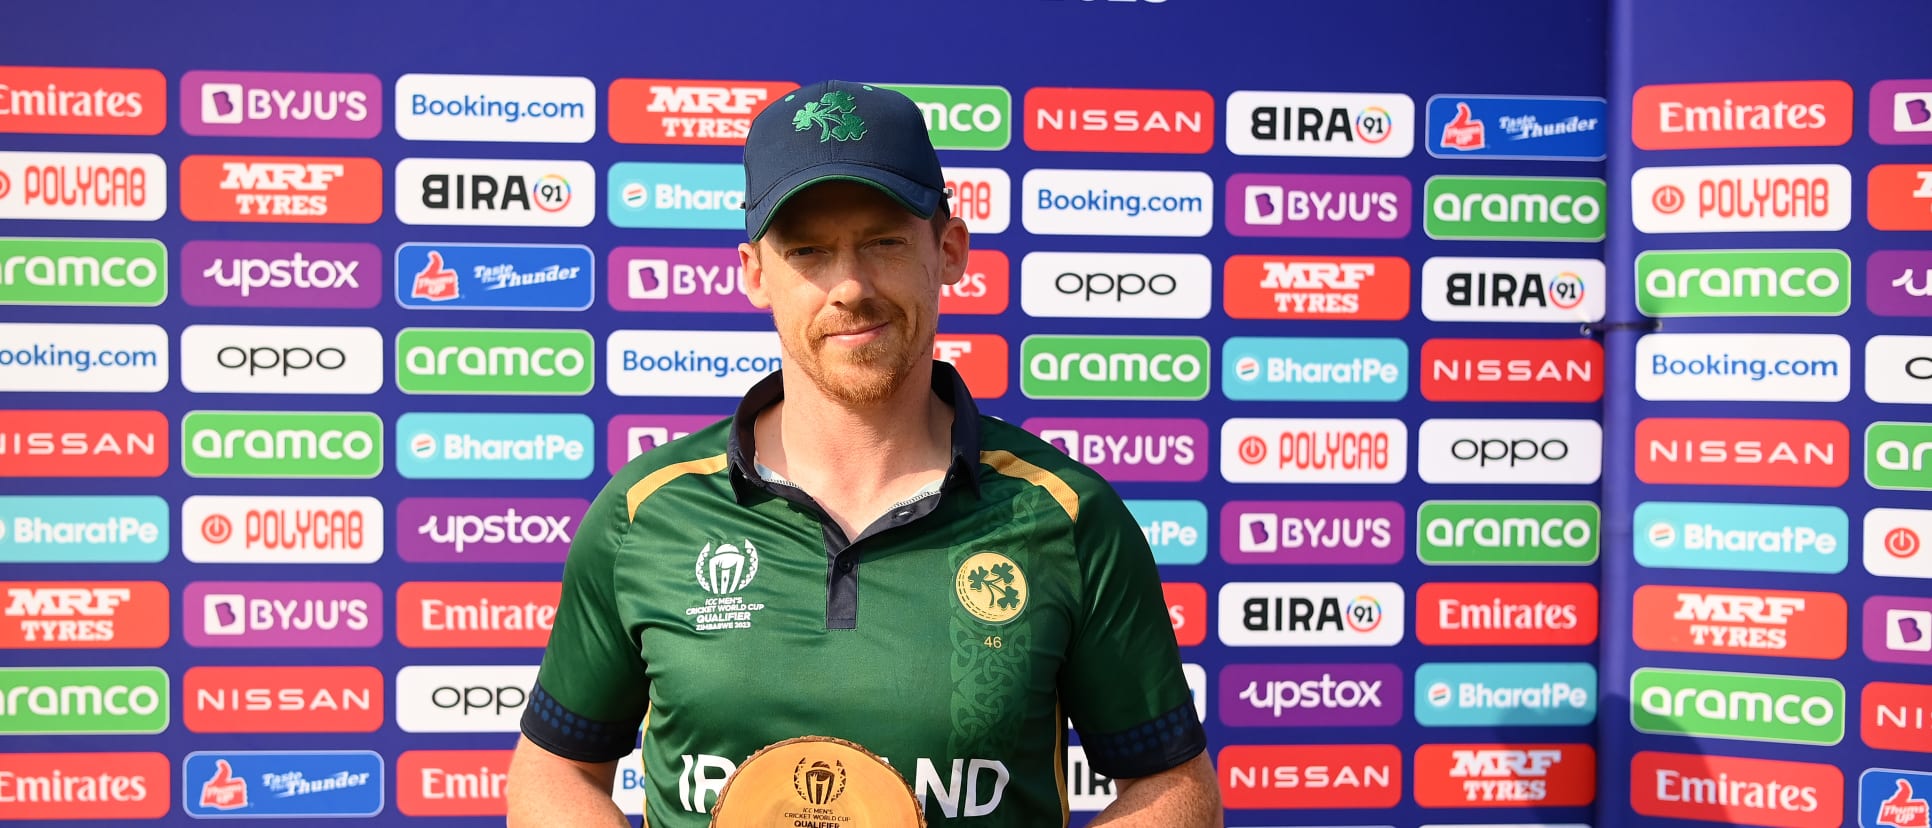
[518, 679, 644, 763]
[1079, 700, 1207, 780]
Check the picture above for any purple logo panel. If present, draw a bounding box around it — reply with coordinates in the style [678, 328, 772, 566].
[181, 241, 382, 308]
[184, 581, 383, 648]
[1225, 173, 1412, 238]
[396, 497, 588, 563]
[1020, 417, 1209, 482]
[1865, 594, 1932, 666]
[1218, 663, 1405, 727]
[606, 414, 726, 474]
[608, 246, 759, 313]
[1220, 501, 1406, 564]
[1868, 251, 1932, 317]
[1871, 79, 1932, 145]
[181, 70, 383, 138]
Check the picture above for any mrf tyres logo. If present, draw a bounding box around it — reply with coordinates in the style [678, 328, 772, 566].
[179, 155, 381, 223]
[1222, 255, 1411, 321]
[182, 410, 382, 479]
[1633, 585, 1847, 660]
[1020, 335, 1208, 400]
[1413, 743, 1597, 807]
[1631, 667, 1845, 746]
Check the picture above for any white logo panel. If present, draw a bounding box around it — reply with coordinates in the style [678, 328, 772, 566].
[1636, 333, 1850, 402]
[394, 74, 597, 143]
[1217, 581, 1407, 647]
[182, 495, 384, 564]
[0, 323, 167, 392]
[1417, 419, 1602, 484]
[1630, 164, 1851, 233]
[394, 157, 596, 227]
[1225, 90, 1416, 158]
[1867, 336, 1932, 404]
[1866, 508, 1932, 580]
[395, 665, 538, 732]
[1021, 169, 1214, 237]
[181, 325, 383, 395]
[1420, 256, 1606, 323]
[941, 166, 1010, 235]
[606, 330, 783, 397]
[1020, 252, 1211, 319]
[1219, 418, 1407, 483]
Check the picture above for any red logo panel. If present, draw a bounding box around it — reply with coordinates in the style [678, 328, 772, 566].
[395, 581, 559, 648]
[1217, 744, 1402, 809]
[1632, 80, 1853, 149]
[1164, 582, 1206, 647]
[181, 665, 384, 733]
[1421, 338, 1605, 402]
[1868, 164, 1932, 231]
[0, 410, 167, 478]
[1023, 87, 1215, 154]
[1631, 751, 1842, 828]
[608, 79, 797, 145]
[1864, 681, 1932, 753]
[1632, 585, 1845, 660]
[0, 67, 166, 135]
[939, 249, 1010, 315]
[1414, 743, 1596, 807]
[0, 752, 170, 820]
[933, 334, 1007, 399]
[180, 154, 382, 223]
[0, 581, 169, 649]
[396, 750, 513, 816]
[1223, 255, 1410, 320]
[1635, 418, 1850, 488]
[1417, 582, 1599, 646]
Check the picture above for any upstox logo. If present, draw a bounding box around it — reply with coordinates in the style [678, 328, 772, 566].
[1869, 422, 1932, 491]
[1423, 176, 1606, 241]
[1414, 662, 1598, 727]
[1020, 335, 1209, 400]
[1634, 501, 1848, 575]
[182, 411, 383, 479]
[0, 237, 166, 306]
[395, 328, 594, 396]
[607, 162, 743, 230]
[885, 83, 1011, 150]
[1630, 667, 1844, 746]
[0, 666, 168, 734]
[396, 412, 591, 480]
[1636, 249, 1852, 317]
[1221, 337, 1407, 402]
[1417, 501, 1599, 566]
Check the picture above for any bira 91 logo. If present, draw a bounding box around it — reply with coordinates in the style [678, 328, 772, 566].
[182, 665, 383, 734]
[397, 497, 584, 564]
[1217, 581, 1406, 647]
[1632, 585, 1847, 660]
[182, 750, 385, 818]
[1632, 80, 1853, 150]
[181, 495, 382, 565]
[183, 581, 383, 649]
[1637, 249, 1852, 317]
[1417, 582, 1598, 646]
[1216, 744, 1402, 810]
[181, 70, 381, 138]
[607, 414, 720, 472]
[0, 752, 170, 820]
[1635, 417, 1849, 488]
[1420, 338, 1604, 402]
[1023, 87, 1214, 154]
[397, 243, 593, 311]
[180, 155, 381, 223]
[1225, 90, 1415, 158]
[1631, 163, 1851, 233]
[395, 749, 513, 817]
[1868, 165, 1932, 231]
[607, 246, 752, 313]
[395, 158, 595, 227]
[1413, 743, 1596, 807]
[0, 150, 166, 221]
[934, 334, 1007, 398]
[0, 66, 166, 135]
[1220, 500, 1404, 565]
[1863, 681, 1932, 753]
[1633, 501, 1848, 576]
[1631, 667, 1845, 746]
[1222, 255, 1410, 320]
[1024, 417, 1207, 482]
[1226, 173, 1410, 238]
[1862, 768, 1932, 828]
[940, 249, 1009, 315]
[1421, 256, 1606, 323]
[395, 581, 558, 649]
[0, 409, 167, 478]
[0, 581, 168, 649]
[1219, 418, 1407, 484]
[608, 79, 795, 145]
[1632, 751, 1843, 828]
[1216, 663, 1404, 728]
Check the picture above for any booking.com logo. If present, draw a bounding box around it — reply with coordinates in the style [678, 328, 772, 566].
[619, 350, 780, 379]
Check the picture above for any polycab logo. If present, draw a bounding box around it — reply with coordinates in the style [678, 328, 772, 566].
[0, 752, 170, 820]
[0, 581, 169, 649]
[607, 414, 720, 473]
[395, 582, 558, 649]
[1863, 681, 1932, 753]
[395, 749, 512, 817]
[181, 240, 381, 309]
[181, 70, 381, 138]
[1635, 418, 1849, 488]
[180, 325, 385, 395]
[1222, 337, 1408, 402]
[1413, 662, 1598, 727]
[0, 409, 167, 478]
[607, 79, 795, 145]
[1631, 163, 1851, 233]
[395, 74, 596, 143]
[1225, 91, 1414, 157]
[1216, 744, 1402, 810]
[181, 750, 385, 818]
[1632, 80, 1853, 149]
[1634, 501, 1847, 575]
[1217, 663, 1404, 727]
[1222, 255, 1410, 321]
[398, 497, 585, 563]
[1164, 582, 1206, 647]
[1024, 417, 1207, 483]
[1420, 339, 1604, 403]
[397, 412, 592, 481]
[182, 495, 382, 565]
[1637, 333, 1851, 402]
[1220, 418, 1407, 484]
[182, 665, 383, 733]
[1869, 251, 1932, 318]
[1861, 768, 1932, 828]
[397, 243, 593, 311]
[1424, 175, 1606, 241]
[607, 161, 744, 230]
[0, 66, 165, 135]
[1633, 751, 1842, 828]
[1023, 87, 1214, 154]
[1873, 79, 1932, 145]
[1866, 596, 1932, 667]
[1633, 585, 1847, 660]
[1019, 252, 1211, 319]
[1417, 419, 1603, 485]
[397, 158, 595, 227]
[1217, 581, 1406, 647]
[607, 246, 752, 313]
[0, 236, 167, 308]
[1420, 256, 1606, 323]
[396, 665, 537, 733]
[1020, 168, 1213, 237]
[1416, 582, 1598, 646]
[1631, 667, 1845, 746]
[1413, 743, 1595, 807]
[1226, 173, 1410, 238]
[1867, 336, 1932, 404]
[882, 83, 1012, 151]
[0, 495, 169, 564]
[1869, 164, 1932, 231]
[934, 334, 1007, 398]
[1637, 248, 1852, 317]
[940, 249, 1009, 315]
[1866, 508, 1932, 580]
[183, 581, 382, 649]
[943, 166, 1011, 235]
[1426, 94, 1607, 160]
[1219, 501, 1404, 565]
[181, 154, 382, 224]
[0, 151, 165, 221]
[1127, 500, 1208, 565]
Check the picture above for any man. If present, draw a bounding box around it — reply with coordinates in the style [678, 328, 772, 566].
[507, 80, 1219, 827]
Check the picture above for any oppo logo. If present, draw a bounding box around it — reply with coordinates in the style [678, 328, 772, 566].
[1020, 252, 1210, 319]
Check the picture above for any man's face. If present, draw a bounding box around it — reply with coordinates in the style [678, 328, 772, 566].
[741, 181, 967, 407]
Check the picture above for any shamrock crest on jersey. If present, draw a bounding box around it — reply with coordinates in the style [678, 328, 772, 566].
[955, 551, 1027, 625]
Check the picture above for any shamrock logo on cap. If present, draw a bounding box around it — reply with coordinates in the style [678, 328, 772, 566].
[792, 90, 868, 143]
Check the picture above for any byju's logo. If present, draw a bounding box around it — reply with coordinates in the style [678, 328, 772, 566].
[397, 412, 592, 480]
[1222, 255, 1410, 321]
[1225, 91, 1415, 158]
[1023, 417, 1207, 482]
[1019, 252, 1211, 319]
[397, 497, 584, 563]
[607, 246, 752, 313]
[1637, 248, 1852, 317]
[1631, 164, 1851, 233]
[1217, 663, 1404, 727]
[1417, 419, 1603, 485]
[1226, 173, 1410, 238]
[184, 581, 382, 648]
[606, 162, 744, 230]
[182, 751, 384, 818]
[0, 237, 167, 307]
[1414, 662, 1598, 727]
[1420, 256, 1605, 323]
[181, 240, 381, 308]
[1220, 500, 1404, 565]
[1866, 595, 1932, 667]
[395, 243, 592, 310]
[1222, 337, 1407, 402]
[607, 414, 720, 472]
[395, 158, 595, 227]
[608, 79, 797, 145]
[1216, 581, 1405, 647]
[0, 151, 167, 221]
[0, 495, 168, 564]
[1873, 79, 1932, 145]
[1426, 94, 1606, 160]
[182, 71, 381, 138]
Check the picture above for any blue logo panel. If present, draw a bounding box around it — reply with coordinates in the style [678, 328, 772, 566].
[396, 412, 594, 480]
[1425, 95, 1607, 160]
[394, 243, 594, 310]
[1222, 337, 1409, 401]
[1414, 662, 1598, 726]
[1633, 501, 1849, 574]
[183, 751, 384, 818]
[1126, 499, 1208, 565]
[607, 162, 746, 230]
[1860, 768, 1932, 828]
[0, 496, 169, 563]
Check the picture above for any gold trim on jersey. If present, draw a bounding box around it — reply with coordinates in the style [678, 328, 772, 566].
[626, 454, 730, 520]
[981, 450, 1080, 522]
[1054, 699, 1069, 828]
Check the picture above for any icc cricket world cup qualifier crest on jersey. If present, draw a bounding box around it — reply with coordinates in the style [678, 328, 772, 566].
[955, 552, 1027, 625]
[690, 540, 766, 632]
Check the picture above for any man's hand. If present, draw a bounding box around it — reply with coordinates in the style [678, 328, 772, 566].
[1088, 751, 1222, 827]
[505, 735, 631, 827]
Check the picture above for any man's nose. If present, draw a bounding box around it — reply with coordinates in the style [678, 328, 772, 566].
[823, 252, 879, 305]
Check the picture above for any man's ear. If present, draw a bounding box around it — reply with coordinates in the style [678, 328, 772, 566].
[937, 216, 969, 288]
[739, 241, 773, 309]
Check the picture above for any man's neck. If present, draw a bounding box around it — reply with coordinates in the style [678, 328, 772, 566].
[754, 365, 955, 533]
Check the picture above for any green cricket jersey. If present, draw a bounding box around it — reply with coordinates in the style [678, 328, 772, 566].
[522, 363, 1203, 826]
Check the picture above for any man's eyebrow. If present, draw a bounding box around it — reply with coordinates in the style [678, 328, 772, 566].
[770, 217, 913, 246]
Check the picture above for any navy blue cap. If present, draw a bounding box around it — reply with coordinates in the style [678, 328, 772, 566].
[742, 80, 946, 241]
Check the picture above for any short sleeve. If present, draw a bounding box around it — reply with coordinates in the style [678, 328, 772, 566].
[519, 478, 650, 763]
[1058, 486, 1206, 779]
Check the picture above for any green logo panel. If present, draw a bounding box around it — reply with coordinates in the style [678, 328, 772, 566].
[0, 237, 168, 306]
[1417, 501, 1600, 565]
[1631, 667, 1844, 746]
[183, 411, 385, 479]
[1021, 335, 1210, 400]
[1868, 422, 1932, 491]
[880, 83, 1012, 150]
[1424, 176, 1606, 241]
[1635, 249, 1852, 317]
[395, 328, 595, 395]
[0, 666, 169, 734]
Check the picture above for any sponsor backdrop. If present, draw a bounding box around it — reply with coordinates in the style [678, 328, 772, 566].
[0, 0, 1921, 825]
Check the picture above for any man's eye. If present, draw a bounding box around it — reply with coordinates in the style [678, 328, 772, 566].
[787, 247, 822, 257]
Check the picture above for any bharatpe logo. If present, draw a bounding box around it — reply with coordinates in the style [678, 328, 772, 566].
[1633, 501, 1848, 575]
[1414, 662, 1598, 727]
[1125, 500, 1208, 565]
[182, 410, 383, 479]
[1220, 500, 1404, 565]
[0, 666, 169, 734]
[1217, 663, 1404, 727]
[1423, 175, 1606, 241]
[1020, 335, 1209, 400]
[181, 240, 381, 309]
[1631, 667, 1845, 746]
[0, 237, 166, 306]
[1417, 501, 1600, 565]
[398, 497, 583, 563]
[884, 83, 1012, 150]
[1024, 417, 1207, 482]
[395, 328, 594, 396]
[1637, 249, 1852, 317]
[183, 750, 384, 818]
[396, 411, 592, 480]
[1426, 94, 1607, 160]
[0, 495, 168, 564]
[394, 158, 595, 227]
[607, 162, 744, 230]
[1869, 422, 1932, 491]
[1222, 337, 1408, 402]
[395, 243, 592, 310]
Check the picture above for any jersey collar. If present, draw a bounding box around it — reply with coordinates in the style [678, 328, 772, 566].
[725, 360, 985, 505]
